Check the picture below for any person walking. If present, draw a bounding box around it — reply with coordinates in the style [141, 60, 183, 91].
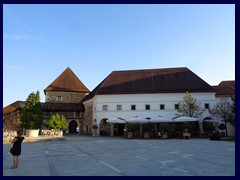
[10, 130, 25, 169]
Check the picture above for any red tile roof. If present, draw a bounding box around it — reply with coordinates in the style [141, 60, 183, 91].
[83, 67, 215, 101]
[44, 67, 90, 94]
[213, 81, 235, 96]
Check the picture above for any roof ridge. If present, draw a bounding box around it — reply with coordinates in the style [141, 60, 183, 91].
[112, 67, 188, 73]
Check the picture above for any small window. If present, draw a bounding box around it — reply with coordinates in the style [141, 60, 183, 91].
[131, 105, 136, 110]
[103, 105, 108, 111]
[145, 104, 150, 110]
[175, 104, 179, 110]
[117, 105, 122, 111]
[57, 96, 62, 101]
[204, 103, 210, 109]
[160, 104, 165, 110]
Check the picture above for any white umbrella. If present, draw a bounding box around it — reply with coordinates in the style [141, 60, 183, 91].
[172, 116, 198, 122]
[126, 116, 151, 124]
[106, 117, 126, 124]
[149, 116, 173, 123]
[126, 116, 151, 137]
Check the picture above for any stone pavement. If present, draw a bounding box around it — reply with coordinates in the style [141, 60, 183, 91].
[3, 135, 235, 176]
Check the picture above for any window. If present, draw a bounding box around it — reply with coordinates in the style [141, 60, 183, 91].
[103, 105, 108, 111]
[160, 104, 165, 110]
[131, 105, 136, 110]
[145, 104, 150, 110]
[204, 103, 210, 110]
[175, 104, 179, 110]
[117, 105, 122, 111]
[57, 96, 62, 101]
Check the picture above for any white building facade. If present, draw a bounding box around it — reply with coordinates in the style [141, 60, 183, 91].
[87, 92, 216, 136]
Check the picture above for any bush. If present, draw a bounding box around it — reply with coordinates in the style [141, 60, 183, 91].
[44, 113, 67, 131]
[218, 124, 226, 131]
[209, 132, 221, 140]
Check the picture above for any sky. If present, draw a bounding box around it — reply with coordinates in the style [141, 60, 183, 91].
[3, 4, 235, 107]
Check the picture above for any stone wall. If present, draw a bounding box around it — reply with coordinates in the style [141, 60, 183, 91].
[83, 101, 94, 134]
[45, 91, 88, 103]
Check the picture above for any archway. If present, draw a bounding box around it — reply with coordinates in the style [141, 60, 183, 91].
[69, 120, 78, 133]
[100, 118, 109, 136]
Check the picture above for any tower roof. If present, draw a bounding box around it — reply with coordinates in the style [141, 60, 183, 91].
[44, 67, 90, 94]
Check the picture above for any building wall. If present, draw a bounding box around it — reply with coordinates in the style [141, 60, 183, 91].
[45, 91, 88, 103]
[82, 99, 94, 134]
[3, 109, 21, 130]
[89, 92, 216, 136]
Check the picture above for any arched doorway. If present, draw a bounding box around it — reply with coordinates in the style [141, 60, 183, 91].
[100, 118, 109, 136]
[69, 120, 78, 133]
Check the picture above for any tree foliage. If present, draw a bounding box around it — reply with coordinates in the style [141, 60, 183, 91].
[44, 113, 68, 131]
[230, 96, 235, 127]
[20, 91, 43, 129]
[210, 98, 234, 136]
[177, 92, 203, 118]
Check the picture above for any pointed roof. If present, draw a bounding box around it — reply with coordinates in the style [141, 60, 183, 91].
[213, 80, 235, 96]
[44, 67, 90, 94]
[83, 67, 215, 101]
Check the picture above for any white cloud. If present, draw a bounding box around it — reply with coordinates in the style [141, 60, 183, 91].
[4, 65, 20, 70]
[4, 34, 53, 47]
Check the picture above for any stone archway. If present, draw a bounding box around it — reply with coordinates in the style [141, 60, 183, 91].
[69, 120, 78, 133]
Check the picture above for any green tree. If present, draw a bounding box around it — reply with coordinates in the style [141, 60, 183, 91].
[177, 92, 203, 118]
[44, 113, 68, 131]
[20, 91, 43, 129]
[210, 98, 234, 136]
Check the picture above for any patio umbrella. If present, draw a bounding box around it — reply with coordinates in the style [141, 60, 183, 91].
[149, 116, 173, 123]
[126, 116, 151, 124]
[106, 117, 126, 124]
[172, 116, 198, 122]
[126, 116, 151, 137]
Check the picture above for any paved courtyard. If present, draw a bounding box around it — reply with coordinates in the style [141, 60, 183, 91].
[3, 135, 235, 176]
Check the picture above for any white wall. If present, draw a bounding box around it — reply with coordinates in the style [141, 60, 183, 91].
[92, 92, 216, 134]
